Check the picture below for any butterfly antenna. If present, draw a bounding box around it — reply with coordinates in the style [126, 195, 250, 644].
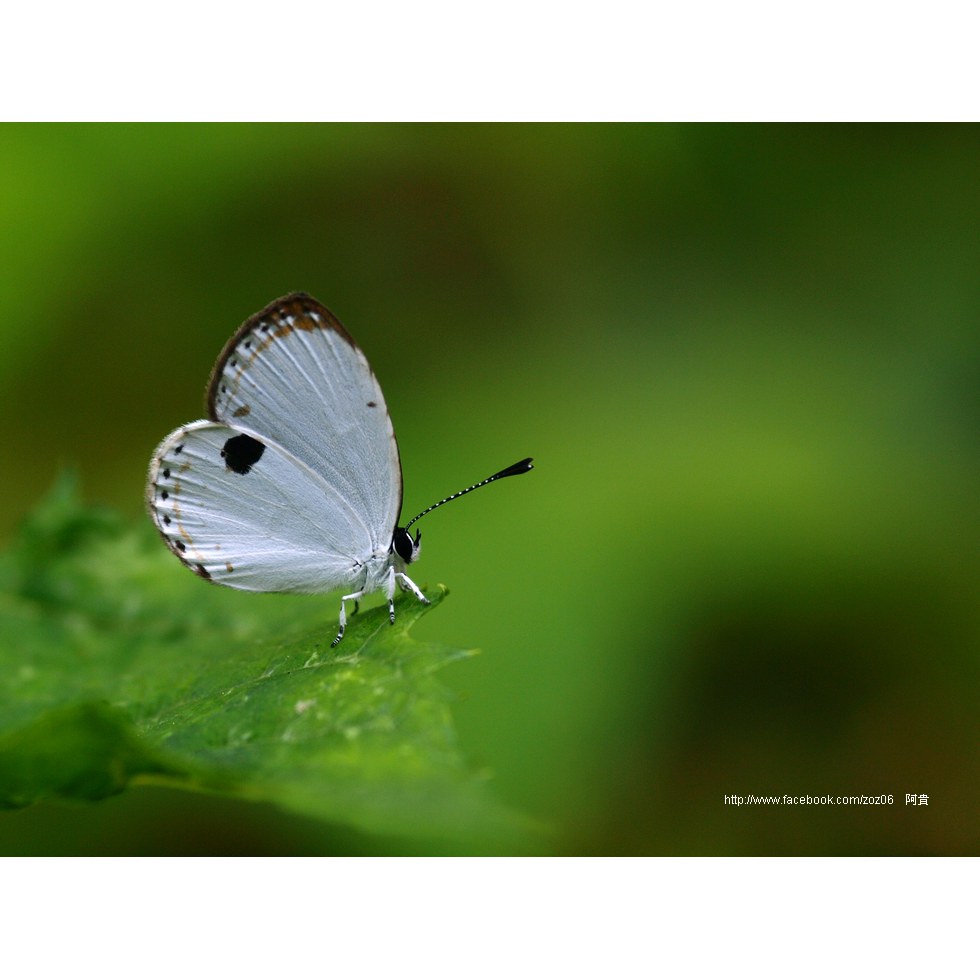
[403, 458, 534, 530]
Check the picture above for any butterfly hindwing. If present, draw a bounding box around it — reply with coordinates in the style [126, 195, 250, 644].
[146, 421, 369, 594]
[205, 293, 402, 552]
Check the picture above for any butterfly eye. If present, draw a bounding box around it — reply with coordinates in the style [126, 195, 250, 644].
[392, 527, 420, 563]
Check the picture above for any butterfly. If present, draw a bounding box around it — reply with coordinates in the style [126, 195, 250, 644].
[146, 292, 533, 646]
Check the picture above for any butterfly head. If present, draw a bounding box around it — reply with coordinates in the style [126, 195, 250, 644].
[392, 527, 422, 564]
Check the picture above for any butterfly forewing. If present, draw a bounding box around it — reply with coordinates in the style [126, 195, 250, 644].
[147, 421, 367, 594]
[206, 293, 402, 549]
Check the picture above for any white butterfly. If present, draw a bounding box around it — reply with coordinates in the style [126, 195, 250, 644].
[146, 293, 533, 646]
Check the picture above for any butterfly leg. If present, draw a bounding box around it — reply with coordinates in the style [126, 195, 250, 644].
[332, 588, 368, 648]
[385, 567, 397, 625]
[396, 572, 431, 607]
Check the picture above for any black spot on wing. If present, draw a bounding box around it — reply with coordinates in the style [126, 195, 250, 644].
[221, 433, 266, 475]
[367, 400, 377, 407]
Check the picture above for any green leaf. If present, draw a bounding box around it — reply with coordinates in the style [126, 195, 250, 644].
[0, 475, 537, 850]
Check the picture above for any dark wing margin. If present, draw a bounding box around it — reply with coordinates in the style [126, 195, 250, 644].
[205, 292, 356, 418]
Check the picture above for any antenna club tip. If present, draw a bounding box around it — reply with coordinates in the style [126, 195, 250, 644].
[498, 457, 533, 478]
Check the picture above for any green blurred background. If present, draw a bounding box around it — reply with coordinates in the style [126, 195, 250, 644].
[0, 124, 977, 855]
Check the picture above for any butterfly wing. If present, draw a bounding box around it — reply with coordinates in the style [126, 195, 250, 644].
[206, 293, 402, 551]
[146, 421, 369, 594]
